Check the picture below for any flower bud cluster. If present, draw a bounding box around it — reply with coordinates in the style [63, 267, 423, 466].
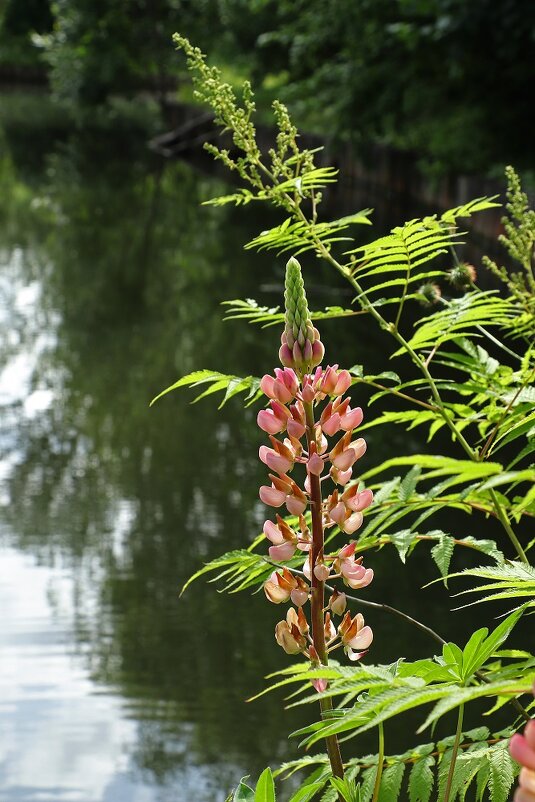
[256, 258, 375, 678]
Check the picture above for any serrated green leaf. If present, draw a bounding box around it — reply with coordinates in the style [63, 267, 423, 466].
[399, 466, 421, 501]
[409, 755, 434, 802]
[378, 762, 404, 802]
[488, 743, 515, 802]
[431, 535, 455, 580]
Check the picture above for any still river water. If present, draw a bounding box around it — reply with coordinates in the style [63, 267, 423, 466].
[0, 94, 515, 802]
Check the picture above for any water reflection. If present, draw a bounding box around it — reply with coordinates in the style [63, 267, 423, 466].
[0, 105, 312, 801]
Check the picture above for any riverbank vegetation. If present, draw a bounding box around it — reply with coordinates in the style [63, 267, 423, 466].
[154, 40, 535, 802]
[1, 1, 534, 176]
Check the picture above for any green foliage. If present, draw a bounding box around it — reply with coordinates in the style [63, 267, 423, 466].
[163, 42, 535, 802]
[216, 0, 535, 174]
[450, 562, 535, 610]
[226, 768, 277, 802]
[150, 369, 262, 408]
[483, 166, 535, 335]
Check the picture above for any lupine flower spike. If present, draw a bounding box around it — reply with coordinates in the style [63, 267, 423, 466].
[257, 256, 375, 682]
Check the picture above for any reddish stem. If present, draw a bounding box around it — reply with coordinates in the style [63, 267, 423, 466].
[304, 400, 345, 782]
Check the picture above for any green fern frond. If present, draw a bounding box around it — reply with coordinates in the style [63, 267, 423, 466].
[150, 369, 262, 408]
[222, 299, 361, 327]
[403, 293, 516, 354]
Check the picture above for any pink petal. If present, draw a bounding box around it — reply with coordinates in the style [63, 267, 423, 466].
[338, 542, 356, 559]
[314, 563, 330, 581]
[346, 647, 369, 662]
[332, 449, 357, 471]
[330, 591, 347, 615]
[259, 446, 293, 474]
[308, 452, 324, 476]
[291, 587, 309, 606]
[333, 370, 352, 395]
[330, 501, 347, 525]
[348, 625, 373, 650]
[322, 413, 341, 436]
[302, 556, 312, 580]
[264, 580, 291, 603]
[301, 384, 316, 403]
[348, 488, 374, 512]
[260, 375, 277, 398]
[257, 409, 285, 434]
[259, 485, 286, 507]
[287, 419, 306, 439]
[341, 559, 365, 581]
[286, 496, 307, 515]
[273, 380, 293, 404]
[340, 407, 363, 431]
[346, 568, 374, 590]
[269, 541, 297, 561]
[263, 520, 284, 545]
[279, 344, 294, 368]
[342, 511, 364, 534]
[511, 735, 535, 771]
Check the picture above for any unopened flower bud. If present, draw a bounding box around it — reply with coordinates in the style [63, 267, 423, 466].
[281, 258, 325, 373]
[447, 262, 477, 290]
[329, 589, 347, 615]
[417, 282, 442, 308]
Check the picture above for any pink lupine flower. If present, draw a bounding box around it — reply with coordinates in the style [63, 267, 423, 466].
[326, 488, 369, 534]
[341, 512, 364, 535]
[330, 433, 367, 471]
[264, 515, 298, 560]
[276, 367, 300, 397]
[332, 370, 352, 396]
[290, 576, 310, 606]
[330, 465, 353, 486]
[269, 540, 297, 561]
[259, 435, 295, 475]
[329, 589, 347, 615]
[318, 366, 352, 397]
[263, 519, 285, 545]
[340, 405, 363, 431]
[314, 559, 330, 581]
[264, 567, 297, 603]
[342, 485, 374, 513]
[339, 611, 373, 660]
[320, 401, 342, 436]
[257, 400, 291, 434]
[259, 445, 293, 474]
[275, 619, 306, 654]
[285, 485, 308, 515]
[312, 678, 328, 693]
[287, 402, 306, 439]
[259, 483, 286, 508]
[307, 449, 324, 476]
[317, 365, 339, 395]
[260, 369, 299, 403]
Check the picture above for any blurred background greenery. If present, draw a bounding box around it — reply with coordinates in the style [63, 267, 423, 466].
[1, 0, 534, 176]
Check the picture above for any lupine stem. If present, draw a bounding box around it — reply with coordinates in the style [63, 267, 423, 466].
[303, 399, 345, 783]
